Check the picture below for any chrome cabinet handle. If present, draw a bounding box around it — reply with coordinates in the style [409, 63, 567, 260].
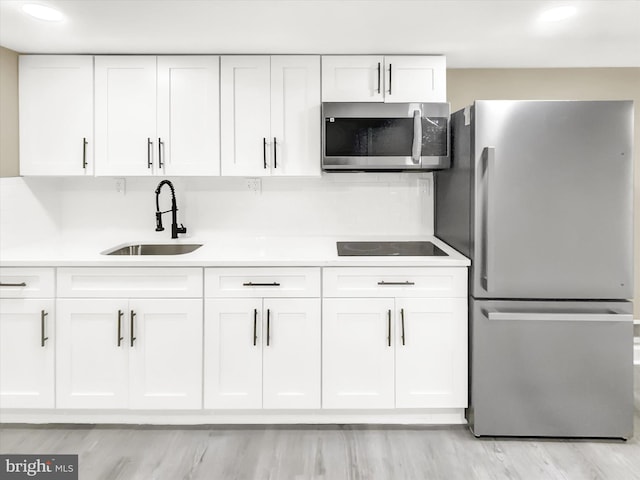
[117, 310, 124, 347]
[400, 308, 406, 346]
[411, 109, 422, 164]
[147, 138, 153, 169]
[273, 137, 277, 169]
[387, 309, 392, 347]
[130, 310, 137, 347]
[266, 309, 271, 346]
[253, 308, 258, 346]
[377, 62, 381, 94]
[388, 63, 392, 95]
[82, 137, 88, 169]
[158, 137, 164, 168]
[243, 282, 281, 287]
[0, 282, 26, 287]
[263, 138, 267, 169]
[41, 310, 49, 347]
[378, 281, 415, 286]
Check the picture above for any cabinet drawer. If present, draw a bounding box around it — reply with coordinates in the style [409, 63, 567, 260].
[205, 268, 320, 298]
[323, 267, 467, 298]
[0, 268, 55, 298]
[57, 268, 202, 298]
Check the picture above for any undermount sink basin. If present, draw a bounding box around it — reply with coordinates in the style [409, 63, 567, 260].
[102, 243, 203, 256]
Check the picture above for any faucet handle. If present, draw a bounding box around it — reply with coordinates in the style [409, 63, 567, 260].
[177, 224, 187, 235]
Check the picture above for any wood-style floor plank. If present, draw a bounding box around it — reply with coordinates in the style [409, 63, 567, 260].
[1, 367, 639, 480]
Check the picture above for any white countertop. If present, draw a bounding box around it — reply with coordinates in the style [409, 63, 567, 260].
[0, 233, 470, 268]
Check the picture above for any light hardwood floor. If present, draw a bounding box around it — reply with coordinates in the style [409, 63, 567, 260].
[1, 367, 639, 480]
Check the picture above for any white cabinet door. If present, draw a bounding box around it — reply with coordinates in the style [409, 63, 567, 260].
[129, 299, 203, 409]
[0, 299, 54, 408]
[321, 56, 384, 102]
[220, 56, 271, 176]
[56, 299, 129, 409]
[395, 298, 467, 408]
[270, 56, 321, 176]
[157, 56, 221, 176]
[322, 298, 395, 409]
[94, 56, 157, 176]
[384, 56, 447, 103]
[19, 55, 94, 176]
[322, 55, 446, 103]
[204, 298, 263, 409]
[262, 298, 321, 409]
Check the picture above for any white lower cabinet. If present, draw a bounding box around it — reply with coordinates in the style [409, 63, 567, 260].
[55, 267, 204, 410]
[394, 297, 467, 408]
[204, 297, 321, 409]
[56, 298, 203, 409]
[0, 299, 55, 408]
[204, 268, 321, 409]
[323, 297, 467, 409]
[0, 268, 55, 409]
[0, 264, 468, 421]
[322, 267, 468, 410]
[322, 298, 395, 408]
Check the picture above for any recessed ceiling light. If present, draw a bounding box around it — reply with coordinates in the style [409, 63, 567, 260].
[21, 3, 64, 22]
[539, 6, 577, 22]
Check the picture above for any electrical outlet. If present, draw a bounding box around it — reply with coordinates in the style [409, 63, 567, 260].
[417, 177, 431, 195]
[246, 178, 261, 194]
[115, 178, 126, 195]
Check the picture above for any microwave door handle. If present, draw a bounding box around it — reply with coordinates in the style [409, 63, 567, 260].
[411, 110, 422, 164]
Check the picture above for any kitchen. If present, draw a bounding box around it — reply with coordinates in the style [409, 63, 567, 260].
[0, 0, 639, 478]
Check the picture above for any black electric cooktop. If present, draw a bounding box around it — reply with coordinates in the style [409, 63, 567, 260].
[337, 241, 447, 257]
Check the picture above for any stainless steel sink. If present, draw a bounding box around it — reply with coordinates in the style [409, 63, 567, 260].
[102, 243, 203, 256]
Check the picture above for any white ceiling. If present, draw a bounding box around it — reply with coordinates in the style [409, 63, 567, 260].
[1, 0, 639, 68]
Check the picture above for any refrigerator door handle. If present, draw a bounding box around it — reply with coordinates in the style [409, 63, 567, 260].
[488, 312, 633, 322]
[481, 146, 496, 293]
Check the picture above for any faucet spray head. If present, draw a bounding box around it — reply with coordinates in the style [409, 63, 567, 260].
[155, 212, 164, 232]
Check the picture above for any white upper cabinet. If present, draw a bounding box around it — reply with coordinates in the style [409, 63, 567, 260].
[157, 56, 220, 176]
[19, 55, 94, 176]
[95, 55, 220, 176]
[270, 56, 321, 176]
[95, 56, 157, 176]
[384, 56, 447, 103]
[322, 55, 446, 103]
[221, 55, 321, 176]
[220, 56, 271, 177]
[321, 55, 385, 102]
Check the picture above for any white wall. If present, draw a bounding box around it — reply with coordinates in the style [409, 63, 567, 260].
[0, 173, 435, 248]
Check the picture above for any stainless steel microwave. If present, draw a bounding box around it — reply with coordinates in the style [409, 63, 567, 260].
[322, 102, 450, 171]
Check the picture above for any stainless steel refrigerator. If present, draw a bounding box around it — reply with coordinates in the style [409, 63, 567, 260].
[435, 100, 634, 438]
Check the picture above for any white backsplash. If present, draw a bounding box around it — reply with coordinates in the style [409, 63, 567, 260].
[0, 177, 61, 250]
[1, 173, 435, 247]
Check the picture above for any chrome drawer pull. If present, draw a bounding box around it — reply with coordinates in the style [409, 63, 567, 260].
[243, 282, 281, 287]
[41, 310, 49, 347]
[130, 310, 137, 347]
[377, 281, 415, 286]
[117, 310, 124, 347]
[0, 282, 27, 287]
[253, 309, 258, 346]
